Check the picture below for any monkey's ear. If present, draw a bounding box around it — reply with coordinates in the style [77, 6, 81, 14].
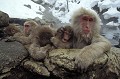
[60, 27, 65, 31]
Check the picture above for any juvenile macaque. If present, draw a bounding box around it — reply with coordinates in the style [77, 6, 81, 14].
[28, 26, 54, 60]
[33, 26, 54, 47]
[23, 20, 38, 36]
[13, 20, 39, 45]
[51, 25, 74, 48]
[71, 7, 111, 69]
[4, 24, 21, 36]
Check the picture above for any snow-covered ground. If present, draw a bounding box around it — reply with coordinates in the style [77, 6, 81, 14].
[0, 0, 99, 22]
[0, 0, 45, 19]
[48, 0, 99, 23]
[0, 0, 120, 23]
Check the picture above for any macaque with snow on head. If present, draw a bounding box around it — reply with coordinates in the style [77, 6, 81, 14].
[51, 25, 74, 48]
[71, 7, 111, 69]
[13, 20, 39, 45]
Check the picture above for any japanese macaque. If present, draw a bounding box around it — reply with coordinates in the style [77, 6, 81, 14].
[13, 20, 39, 45]
[28, 26, 54, 60]
[71, 7, 111, 69]
[4, 24, 21, 36]
[51, 25, 74, 48]
[23, 20, 39, 36]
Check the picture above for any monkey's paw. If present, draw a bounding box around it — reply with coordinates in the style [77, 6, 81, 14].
[75, 53, 93, 70]
[4, 36, 15, 42]
[50, 37, 59, 47]
[50, 37, 55, 43]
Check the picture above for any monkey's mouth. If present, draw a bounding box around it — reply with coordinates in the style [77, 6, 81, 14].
[62, 38, 68, 43]
[83, 30, 90, 34]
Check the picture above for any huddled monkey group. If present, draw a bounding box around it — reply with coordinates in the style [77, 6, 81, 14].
[4, 7, 111, 69]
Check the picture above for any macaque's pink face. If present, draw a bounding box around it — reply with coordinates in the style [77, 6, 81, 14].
[79, 15, 95, 34]
[24, 23, 31, 34]
[62, 30, 71, 43]
[57, 27, 73, 43]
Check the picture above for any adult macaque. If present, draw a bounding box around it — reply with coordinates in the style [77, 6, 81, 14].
[71, 7, 111, 69]
[51, 25, 74, 48]
[13, 20, 39, 45]
[28, 26, 54, 60]
[4, 24, 21, 36]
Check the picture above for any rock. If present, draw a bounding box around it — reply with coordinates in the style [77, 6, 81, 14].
[9, 18, 26, 25]
[0, 11, 9, 28]
[21, 59, 50, 76]
[107, 47, 120, 75]
[34, 17, 43, 25]
[2, 66, 48, 79]
[47, 49, 79, 70]
[20, 47, 120, 79]
[43, 47, 120, 79]
[0, 39, 28, 73]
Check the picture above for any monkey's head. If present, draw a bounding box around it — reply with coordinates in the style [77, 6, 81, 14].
[71, 7, 101, 43]
[23, 20, 38, 36]
[4, 24, 21, 36]
[37, 27, 54, 47]
[56, 25, 74, 43]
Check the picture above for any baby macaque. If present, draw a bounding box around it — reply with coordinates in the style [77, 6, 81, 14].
[29, 26, 54, 60]
[51, 25, 74, 48]
[4, 24, 21, 36]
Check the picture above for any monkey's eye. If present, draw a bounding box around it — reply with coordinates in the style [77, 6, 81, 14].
[64, 31, 70, 35]
[82, 17, 88, 21]
[12, 30, 15, 33]
[89, 18, 94, 21]
[24, 25, 30, 27]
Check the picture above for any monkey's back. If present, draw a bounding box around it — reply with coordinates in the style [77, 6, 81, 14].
[34, 26, 54, 47]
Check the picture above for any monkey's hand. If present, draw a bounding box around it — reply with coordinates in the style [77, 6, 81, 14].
[51, 37, 59, 47]
[75, 40, 111, 70]
[29, 44, 52, 60]
[36, 44, 52, 59]
[75, 45, 103, 70]
[14, 32, 23, 38]
[4, 36, 15, 42]
[44, 44, 52, 51]
[75, 48, 94, 70]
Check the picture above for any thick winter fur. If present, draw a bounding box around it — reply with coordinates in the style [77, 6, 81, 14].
[23, 20, 39, 36]
[4, 24, 21, 36]
[51, 25, 74, 48]
[28, 26, 54, 60]
[71, 7, 111, 69]
[13, 20, 38, 45]
[32, 26, 54, 47]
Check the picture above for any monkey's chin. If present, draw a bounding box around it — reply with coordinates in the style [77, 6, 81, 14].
[82, 33, 90, 38]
